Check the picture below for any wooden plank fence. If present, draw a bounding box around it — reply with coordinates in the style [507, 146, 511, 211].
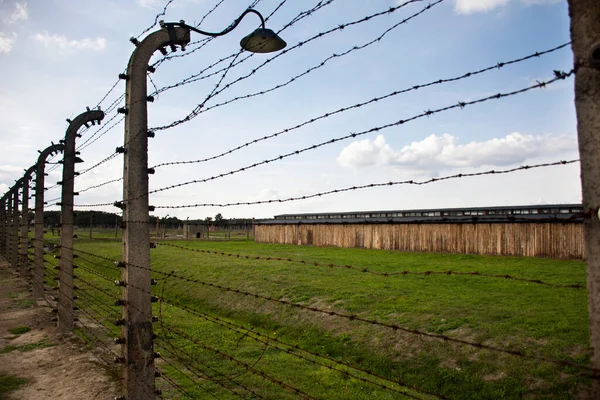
[254, 222, 585, 259]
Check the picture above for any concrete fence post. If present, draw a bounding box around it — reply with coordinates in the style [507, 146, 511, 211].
[58, 109, 105, 333]
[33, 144, 64, 299]
[20, 167, 35, 278]
[567, 0, 600, 397]
[11, 185, 20, 270]
[6, 191, 13, 266]
[120, 26, 190, 400]
[0, 197, 6, 257]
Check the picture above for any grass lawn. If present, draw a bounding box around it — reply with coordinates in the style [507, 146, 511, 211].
[0, 375, 28, 399]
[67, 237, 590, 399]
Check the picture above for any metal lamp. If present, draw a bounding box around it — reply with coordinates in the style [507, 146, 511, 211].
[162, 8, 286, 53]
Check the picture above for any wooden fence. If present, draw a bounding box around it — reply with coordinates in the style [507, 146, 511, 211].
[254, 222, 585, 259]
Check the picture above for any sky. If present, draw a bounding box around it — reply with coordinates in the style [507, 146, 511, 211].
[0, 0, 581, 220]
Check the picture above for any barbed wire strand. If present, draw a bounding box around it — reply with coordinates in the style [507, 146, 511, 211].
[154, 239, 584, 288]
[77, 113, 124, 153]
[160, 0, 448, 130]
[121, 1, 300, 151]
[142, 70, 574, 197]
[150, 0, 332, 91]
[137, 0, 178, 39]
[151, 42, 571, 169]
[149, 266, 600, 377]
[152, 0, 429, 131]
[148, 0, 266, 71]
[160, 323, 319, 400]
[156, 362, 210, 400]
[78, 153, 121, 177]
[154, 336, 262, 399]
[151, 160, 579, 210]
[78, 177, 123, 194]
[161, 297, 447, 399]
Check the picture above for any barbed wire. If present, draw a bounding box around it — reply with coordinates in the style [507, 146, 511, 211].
[45, 133, 123, 196]
[151, 42, 571, 169]
[160, 297, 446, 399]
[154, 240, 584, 288]
[76, 263, 120, 288]
[151, 37, 213, 70]
[195, 0, 229, 28]
[76, 304, 119, 341]
[120, 1, 299, 151]
[152, 0, 428, 131]
[146, 0, 266, 70]
[76, 301, 164, 399]
[140, 70, 574, 198]
[63, 68, 573, 203]
[77, 113, 124, 152]
[136, 0, 178, 39]
[0, 0, 331, 189]
[105, 93, 126, 114]
[156, 362, 211, 400]
[172, 51, 243, 129]
[94, 79, 123, 110]
[151, 266, 599, 377]
[73, 252, 118, 270]
[154, 339, 251, 399]
[75, 282, 121, 320]
[45, 163, 62, 174]
[150, 0, 331, 93]
[45, 196, 62, 204]
[154, 336, 264, 399]
[78, 177, 123, 194]
[78, 153, 121, 177]
[162, 0, 448, 130]
[160, 323, 319, 399]
[77, 0, 236, 146]
[31, 238, 120, 265]
[151, 160, 579, 210]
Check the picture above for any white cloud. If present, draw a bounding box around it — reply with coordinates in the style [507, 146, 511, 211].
[248, 188, 282, 202]
[0, 164, 25, 182]
[455, 0, 560, 14]
[0, 32, 16, 54]
[337, 133, 577, 174]
[136, 0, 203, 8]
[455, 0, 509, 14]
[137, 0, 160, 8]
[6, 2, 27, 24]
[34, 32, 106, 52]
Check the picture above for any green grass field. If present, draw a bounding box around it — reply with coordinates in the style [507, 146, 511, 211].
[51, 231, 591, 399]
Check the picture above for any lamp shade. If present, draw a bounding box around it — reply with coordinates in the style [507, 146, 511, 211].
[240, 28, 286, 53]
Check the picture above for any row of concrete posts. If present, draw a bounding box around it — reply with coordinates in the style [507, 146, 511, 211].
[0, 22, 192, 399]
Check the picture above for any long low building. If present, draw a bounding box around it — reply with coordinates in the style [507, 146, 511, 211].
[253, 204, 585, 259]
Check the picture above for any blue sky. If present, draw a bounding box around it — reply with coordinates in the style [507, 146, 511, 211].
[0, 0, 580, 219]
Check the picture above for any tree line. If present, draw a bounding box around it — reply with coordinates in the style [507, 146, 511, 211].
[39, 211, 252, 228]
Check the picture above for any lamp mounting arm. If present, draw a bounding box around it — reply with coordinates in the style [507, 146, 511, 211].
[162, 8, 265, 38]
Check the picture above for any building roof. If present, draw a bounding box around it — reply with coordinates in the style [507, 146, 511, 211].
[254, 204, 583, 225]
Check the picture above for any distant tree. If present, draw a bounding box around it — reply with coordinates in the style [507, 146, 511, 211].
[214, 213, 224, 227]
[204, 217, 213, 225]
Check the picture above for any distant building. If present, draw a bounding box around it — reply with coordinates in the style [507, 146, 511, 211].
[254, 204, 584, 259]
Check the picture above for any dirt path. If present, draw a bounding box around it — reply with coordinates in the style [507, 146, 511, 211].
[0, 260, 120, 399]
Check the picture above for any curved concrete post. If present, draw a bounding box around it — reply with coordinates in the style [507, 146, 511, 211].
[5, 191, 13, 265]
[33, 144, 64, 298]
[121, 26, 190, 400]
[0, 196, 6, 257]
[11, 184, 20, 270]
[20, 166, 35, 278]
[58, 109, 104, 333]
